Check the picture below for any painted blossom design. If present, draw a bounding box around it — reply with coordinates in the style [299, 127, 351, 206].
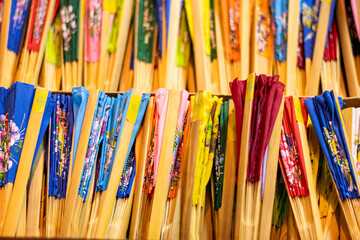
[79, 99, 111, 198]
[13, 0, 30, 29]
[168, 125, 182, 196]
[143, 127, 155, 195]
[60, 5, 77, 52]
[271, 0, 288, 61]
[54, 100, 68, 182]
[33, 0, 48, 42]
[297, 24, 305, 68]
[79, 117, 101, 197]
[323, 123, 355, 192]
[88, 1, 101, 39]
[104, 108, 123, 174]
[49, 96, 74, 199]
[118, 148, 136, 198]
[257, 11, 271, 54]
[279, 125, 307, 197]
[228, 1, 240, 59]
[142, 0, 155, 45]
[0, 114, 26, 184]
[302, 3, 313, 30]
[213, 128, 224, 202]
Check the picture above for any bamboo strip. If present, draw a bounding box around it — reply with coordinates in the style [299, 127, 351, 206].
[187, 57, 196, 92]
[259, 99, 284, 240]
[16, 193, 26, 237]
[297, 104, 324, 239]
[214, 0, 230, 94]
[239, 0, 250, 79]
[77, 0, 85, 87]
[324, 204, 340, 240]
[336, 0, 360, 97]
[191, 0, 211, 90]
[306, 0, 332, 95]
[26, 141, 46, 237]
[98, 9, 113, 90]
[0, 0, 11, 86]
[165, 0, 182, 89]
[180, 120, 200, 239]
[108, 0, 134, 91]
[118, 25, 134, 92]
[286, 0, 300, 96]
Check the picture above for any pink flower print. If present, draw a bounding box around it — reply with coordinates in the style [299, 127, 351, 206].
[93, 118, 100, 131]
[9, 122, 20, 146]
[5, 159, 12, 172]
[33, 0, 48, 41]
[280, 148, 286, 160]
[88, 1, 101, 39]
[0, 128, 4, 140]
[0, 151, 4, 171]
[101, 117, 108, 136]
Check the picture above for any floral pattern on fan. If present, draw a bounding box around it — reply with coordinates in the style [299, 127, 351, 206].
[78, 117, 100, 196]
[54, 99, 72, 186]
[118, 148, 135, 198]
[213, 128, 224, 202]
[60, 5, 77, 52]
[256, 11, 271, 54]
[78, 95, 111, 199]
[228, 0, 240, 61]
[323, 123, 355, 192]
[143, 130, 155, 195]
[49, 95, 74, 199]
[271, 0, 288, 61]
[168, 125, 183, 196]
[33, 0, 48, 42]
[13, 0, 30, 29]
[0, 114, 25, 184]
[85, 0, 102, 62]
[279, 126, 305, 196]
[103, 109, 123, 173]
[88, 1, 101, 38]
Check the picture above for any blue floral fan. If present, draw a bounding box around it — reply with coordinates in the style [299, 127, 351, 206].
[117, 94, 150, 198]
[48, 94, 74, 199]
[78, 91, 112, 201]
[0, 82, 34, 187]
[305, 91, 359, 200]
